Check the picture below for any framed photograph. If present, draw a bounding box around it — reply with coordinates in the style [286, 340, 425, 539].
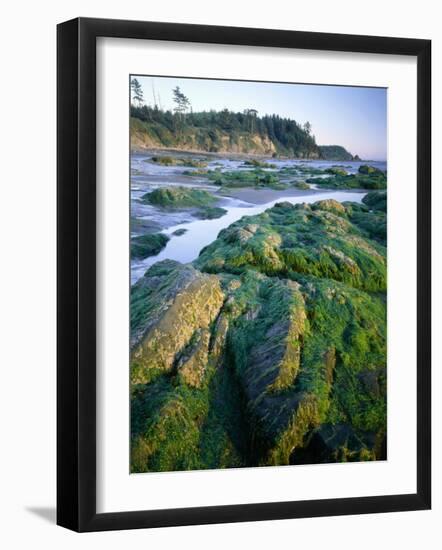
[57, 17, 431, 532]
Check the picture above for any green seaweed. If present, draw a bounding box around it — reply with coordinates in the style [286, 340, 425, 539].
[147, 155, 208, 168]
[208, 169, 285, 189]
[294, 181, 310, 190]
[142, 186, 217, 208]
[131, 233, 169, 259]
[194, 206, 227, 219]
[130, 199, 387, 471]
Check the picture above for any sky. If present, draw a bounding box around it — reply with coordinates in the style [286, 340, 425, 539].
[132, 75, 387, 161]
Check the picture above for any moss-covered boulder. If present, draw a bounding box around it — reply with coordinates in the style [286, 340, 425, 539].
[130, 260, 224, 385]
[362, 190, 387, 212]
[131, 233, 169, 259]
[182, 168, 209, 176]
[358, 164, 384, 176]
[216, 267, 386, 466]
[130, 199, 387, 471]
[148, 155, 207, 168]
[142, 186, 217, 208]
[195, 201, 386, 292]
[325, 167, 348, 176]
[130, 264, 241, 473]
[311, 198, 346, 215]
[194, 206, 227, 219]
[290, 423, 381, 464]
[176, 328, 211, 388]
[294, 181, 310, 190]
[243, 159, 277, 168]
[307, 167, 387, 190]
[221, 273, 314, 463]
[208, 169, 284, 189]
[345, 200, 387, 245]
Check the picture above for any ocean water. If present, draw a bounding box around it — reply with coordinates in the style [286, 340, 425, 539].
[130, 152, 382, 284]
[131, 188, 366, 284]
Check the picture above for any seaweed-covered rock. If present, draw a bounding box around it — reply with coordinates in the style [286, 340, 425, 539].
[130, 199, 387, 472]
[176, 328, 211, 388]
[358, 164, 384, 176]
[345, 199, 387, 245]
[243, 159, 277, 169]
[362, 190, 387, 212]
[307, 166, 386, 190]
[208, 169, 284, 189]
[194, 206, 227, 219]
[130, 260, 224, 385]
[131, 233, 169, 259]
[294, 181, 310, 190]
[148, 155, 207, 168]
[220, 268, 386, 465]
[142, 186, 216, 208]
[312, 198, 346, 215]
[222, 273, 314, 463]
[290, 423, 381, 464]
[195, 201, 386, 292]
[325, 167, 348, 176]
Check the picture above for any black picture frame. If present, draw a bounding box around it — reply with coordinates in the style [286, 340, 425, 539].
[57, 17, 431, 532]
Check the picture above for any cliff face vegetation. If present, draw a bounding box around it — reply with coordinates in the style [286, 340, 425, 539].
[319, 145, 360, 161]
[130, 105, 357, 159]
[130, 193, 387, 472]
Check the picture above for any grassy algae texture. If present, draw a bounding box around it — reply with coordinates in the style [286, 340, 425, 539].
[130, 195, 387, 472]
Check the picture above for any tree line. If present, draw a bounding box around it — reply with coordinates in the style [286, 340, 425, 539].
[130, 79, 318, 156]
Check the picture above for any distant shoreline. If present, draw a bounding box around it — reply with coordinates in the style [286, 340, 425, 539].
[131, 146, 374, 163]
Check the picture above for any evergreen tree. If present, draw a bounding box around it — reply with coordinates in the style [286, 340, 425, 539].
[131, 78, 144, 106]
[172, 87, 191, 118]
[303, 121, 312, 135]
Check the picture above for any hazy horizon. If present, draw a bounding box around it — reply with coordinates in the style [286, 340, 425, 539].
[131, 76, 387, 161]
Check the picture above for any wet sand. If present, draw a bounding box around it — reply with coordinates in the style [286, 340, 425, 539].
[218, 186, 328, 205]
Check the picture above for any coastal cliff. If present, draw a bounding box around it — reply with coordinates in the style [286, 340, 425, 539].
[130, 106, 358, 160]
